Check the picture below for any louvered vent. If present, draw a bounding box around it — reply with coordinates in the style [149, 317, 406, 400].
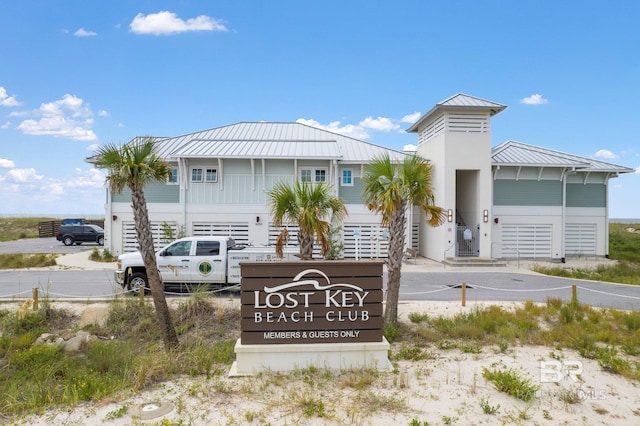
[418, 113, 445, 145]
[447, 112, 489, 133]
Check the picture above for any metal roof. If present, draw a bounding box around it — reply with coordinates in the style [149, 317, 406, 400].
[153, 122, 409, 163]
[172, 139, 341, 159]
[407, 93, 507, 133]
[492, 141, 635, 173]
[438, 93, 507, 110]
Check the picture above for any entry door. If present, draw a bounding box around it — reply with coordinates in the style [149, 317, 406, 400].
[192, 240, 226, 283]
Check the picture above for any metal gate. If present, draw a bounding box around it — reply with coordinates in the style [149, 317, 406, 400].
[456, 225, 479, 257]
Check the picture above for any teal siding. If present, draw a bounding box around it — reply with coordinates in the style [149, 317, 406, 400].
[339, 179, 366, 204]
[112, 182, 179, 203]
[493, 180, 562, 206]
[566, 183, 606, 207]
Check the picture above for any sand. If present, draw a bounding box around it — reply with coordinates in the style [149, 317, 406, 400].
[5, 298, 639, 426]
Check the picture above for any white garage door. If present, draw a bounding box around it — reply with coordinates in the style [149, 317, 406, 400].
[343, 225, 389, 259]
[565, 224, 596, 256]
[267, 223, 418, 259]
[501, 224, 552, 259]
[122, 221, 177, 253]
[192, 222, 249, 245]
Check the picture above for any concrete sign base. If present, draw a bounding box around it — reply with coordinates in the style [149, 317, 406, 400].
[229, 338, 392, 377]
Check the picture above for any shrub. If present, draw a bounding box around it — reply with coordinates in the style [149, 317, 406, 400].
[482, 367, 539, 402]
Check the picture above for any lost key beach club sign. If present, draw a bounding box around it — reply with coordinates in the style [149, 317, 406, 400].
[230, 261, 391, 375]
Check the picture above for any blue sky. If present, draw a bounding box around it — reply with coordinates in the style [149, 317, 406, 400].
[1, 1, 638, 218]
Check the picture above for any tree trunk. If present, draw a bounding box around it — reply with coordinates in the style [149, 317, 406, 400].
[299, 232, 314, 260]
[384, 201, 407, 325]
[131, 188, 179, 349]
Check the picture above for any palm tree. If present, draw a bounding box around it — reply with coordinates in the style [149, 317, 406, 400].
[268, 180, 347, 260]
[362, 154, 444, 325]
[94, 137, 179, 349]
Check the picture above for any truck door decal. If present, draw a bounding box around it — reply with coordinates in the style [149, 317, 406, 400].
[198, 261, 213, 276]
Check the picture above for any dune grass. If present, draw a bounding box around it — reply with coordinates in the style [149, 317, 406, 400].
[0, 217, 56, 241]
[0, 253, 58, 269]
[3, 295, 639, 421]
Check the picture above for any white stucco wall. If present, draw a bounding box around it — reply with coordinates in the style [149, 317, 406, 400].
[417, 123, 493, 262]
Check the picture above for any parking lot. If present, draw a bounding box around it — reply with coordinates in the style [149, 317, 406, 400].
[0, 237, 100, 255]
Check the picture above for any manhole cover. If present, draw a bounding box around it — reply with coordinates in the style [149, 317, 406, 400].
[129, 401, 174, 420]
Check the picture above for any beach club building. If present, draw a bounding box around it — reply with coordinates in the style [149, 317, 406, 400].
[96, 93, 633, 263]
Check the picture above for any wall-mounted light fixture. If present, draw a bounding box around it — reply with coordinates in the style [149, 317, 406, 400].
[112, 215, 117, 221]
[483, 210, 489, 223]
[256, 216, 260, 224]
[447, 209, 453, 222]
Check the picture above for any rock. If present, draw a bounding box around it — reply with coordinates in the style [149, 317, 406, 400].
[60, 329, 75, 340]
[34, 330, 99, 353]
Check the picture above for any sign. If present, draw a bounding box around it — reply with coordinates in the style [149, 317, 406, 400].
[240, 261, 384, 345]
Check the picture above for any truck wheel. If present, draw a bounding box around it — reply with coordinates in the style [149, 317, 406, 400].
[97, 236, 104, 246]
[128, 272, 148, 295]
[62, 236, 74, 246]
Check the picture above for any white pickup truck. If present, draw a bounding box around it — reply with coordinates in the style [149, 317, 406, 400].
[115, 236, 297, 292]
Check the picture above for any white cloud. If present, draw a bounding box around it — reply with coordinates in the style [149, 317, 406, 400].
[67, 168, 106, 188]
[1, 121, 10, 129]
[74, 28, 97, 37]
[594, 149, 617, 159]
[130, 11, 228, 35]
[0, 86, 21, 107]
[403, 144, 417, 152]
[296, 118, 370, 140]
[297, 110, 426, 141]
[520, 94, 548, 105]
[400, 112, 421, 123]
[7, 168, 42, 183]
[98, 110, 109, 117]
[87, 143, 100, 152]
[0, 158, 15, 168]
[636, 165, 640, 174]
[359, 116, 400, 132]
[17, 94, 97, 141]
[0, 167, 107, 214]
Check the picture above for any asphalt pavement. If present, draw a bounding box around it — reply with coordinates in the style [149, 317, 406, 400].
[1, 239, 639, 311]
[0, 237, 102, 255]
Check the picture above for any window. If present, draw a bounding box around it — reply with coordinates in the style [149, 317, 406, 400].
[167, 167, 178, 185]
[196, 240, 220, 256]
[164, 240, 192, 256]
[300, 168, 327, 183]
[341, 169, 353, 186]
[191, 168, 203, 182]
[205, 168, 217, 182]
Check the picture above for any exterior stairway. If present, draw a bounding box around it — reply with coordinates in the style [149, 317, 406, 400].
[444, 257, 507, 267]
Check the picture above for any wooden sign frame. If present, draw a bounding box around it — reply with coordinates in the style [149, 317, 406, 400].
[240, 260, 384, 345]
